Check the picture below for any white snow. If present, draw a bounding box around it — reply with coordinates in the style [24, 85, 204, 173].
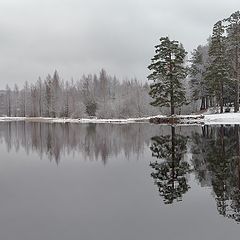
[0, 113, 240, 125]
[0, 116, 158, 124]
[204, 112, 240, 125]
[0, 117, 26, 122]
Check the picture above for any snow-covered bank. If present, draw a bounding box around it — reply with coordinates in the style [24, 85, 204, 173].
[0, 116, 154, 124]
[0, 117, 26, 122]
[52, 116, 153, 124]
[1, 112, 240, 125]
[204, 113, 240, 125]
[149, 113, 240, 125]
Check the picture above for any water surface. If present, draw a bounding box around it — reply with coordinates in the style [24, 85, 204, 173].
[0, 122, 240, 240]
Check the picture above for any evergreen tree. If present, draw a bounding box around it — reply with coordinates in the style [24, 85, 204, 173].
[224, 11, 240, 112]
[148, 37, 188, 115]
[13, 84, 20, 117]
[206, 20, 230, 113]
[189, 44, 210, 110]
[99, 69, 108, 114]
[5, 85, 11, 117]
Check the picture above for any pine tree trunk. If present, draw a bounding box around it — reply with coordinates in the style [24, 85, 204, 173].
[235, 80, 240, 112]
[171, 126, 175, 193]
[171, 96, 174, 115]
[220, 80, 224, 113]
[170, 81, 174, 115]
[170, 61, 174, 115]
[200, 97, 205, 110]
[234, 46, 239, 112]
[206, 96, 209, 109]
[8, 95, 11, 117]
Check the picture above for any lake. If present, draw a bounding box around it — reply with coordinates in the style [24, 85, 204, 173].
[0, 122, 240, 240]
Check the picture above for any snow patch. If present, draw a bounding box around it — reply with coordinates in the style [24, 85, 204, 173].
[204, 112, 240, 125]
[0, 113, 240, 125]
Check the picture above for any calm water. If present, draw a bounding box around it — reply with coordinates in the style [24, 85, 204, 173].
[0, 122, 240, 240]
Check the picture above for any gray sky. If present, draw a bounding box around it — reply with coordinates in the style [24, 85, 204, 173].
[0, 0, 239, 88]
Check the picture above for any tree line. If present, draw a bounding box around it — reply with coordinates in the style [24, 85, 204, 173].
[0, 69, 158, 118]
[190, 11, 240, 113]
[148, 11, 240, 114]
[2, 11, 240, 118]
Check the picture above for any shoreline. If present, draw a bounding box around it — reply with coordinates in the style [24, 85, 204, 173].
[0, 116, 151, 124]
[1, 112, 240, 125]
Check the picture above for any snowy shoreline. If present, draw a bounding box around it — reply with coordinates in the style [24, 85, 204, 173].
[0, 116, 152, 124]
[1, 113, 240, 125]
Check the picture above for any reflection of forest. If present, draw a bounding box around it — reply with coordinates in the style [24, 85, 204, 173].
[191, 125, 240, 223]
[2, 122, 240, 223]
[149, 125, 240, 223]
[0, 122, 161, 164]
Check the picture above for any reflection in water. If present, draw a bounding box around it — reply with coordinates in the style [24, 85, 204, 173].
[2, 122, 240, 224]
[0, 122, 157, 164]
[149, 126, 191, 204]
[148, 124, 240, 223]
[191, 125, 240, 223]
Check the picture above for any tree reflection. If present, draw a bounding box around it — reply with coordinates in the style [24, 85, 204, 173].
[191, 125, 240, 223]
[150, 126, 191, 204]
[0, 122, 157, 164]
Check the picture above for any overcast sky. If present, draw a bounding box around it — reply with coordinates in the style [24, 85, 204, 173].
[0, 0, 239, 88]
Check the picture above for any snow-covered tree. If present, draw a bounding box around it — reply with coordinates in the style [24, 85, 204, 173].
[224, 11, 240, 112]
[148, 37, 188, 115]
[205, 20, 230, 113]
[5, 85, 11, 117]
[189, 44, 210, 110]
[0, 70, 161, 118]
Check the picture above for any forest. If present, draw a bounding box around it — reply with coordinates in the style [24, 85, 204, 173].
[147, 11, 240, 115]
[1, 10, 240, 118]
[0, 69, 158, 118]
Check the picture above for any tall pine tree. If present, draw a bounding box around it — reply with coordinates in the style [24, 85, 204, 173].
[148, 37, 188, 115]
[224, 11, 240, 112]
[189, 44, 210, 110]
[206, 20, 229, 113]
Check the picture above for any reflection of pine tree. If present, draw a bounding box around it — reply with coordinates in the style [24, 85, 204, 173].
[191, 126, 214, 186]
[150, 126, 190, 204]
[207, 126, 232, 218]
[227, 125, 240, 222]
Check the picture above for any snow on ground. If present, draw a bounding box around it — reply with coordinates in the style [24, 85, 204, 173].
[0, 113, 240, 125]
[0, 116, 159, 124]
[51, 115, 164, 124]
[204, 112, 240, 125]
[176, 112, 240, 125]
[0, 117, 26, 122]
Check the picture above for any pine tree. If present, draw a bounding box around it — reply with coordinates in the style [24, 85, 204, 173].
[13, 84, 20, 117]
[189, 44, 210, 110]
[5, 85, 11, 117]
[148, 37, 188, 115]
[206, 20, 230, 113]
[52, 70, 61, 117]
[99, 69, 108, 114]
[224, 11, 240, 112]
